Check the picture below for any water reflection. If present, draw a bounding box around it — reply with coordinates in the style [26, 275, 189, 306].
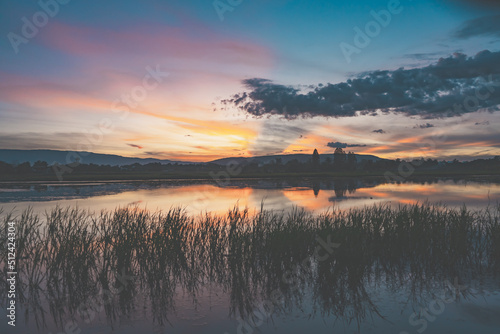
[1, 178, 499, 215]
[1, 204, 499, 333]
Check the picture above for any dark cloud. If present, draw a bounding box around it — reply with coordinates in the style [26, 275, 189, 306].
[127, 143, 143, 149]
[144, 151, 167, 157]
[327, 142, 367, 149]
[372, 129, 386, 134]
[403, 52, 442, 61]
[222, 51, 500, 119]
[414, 123, 435, 129]
[453, 15, 500, 39]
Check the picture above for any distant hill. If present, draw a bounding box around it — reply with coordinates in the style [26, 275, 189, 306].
[210, 153, 384, 166]
[0, 149, 191, 166]
[0, 150, 384, 167]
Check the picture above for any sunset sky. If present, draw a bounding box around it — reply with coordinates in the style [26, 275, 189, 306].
[1, 0, 499, 162]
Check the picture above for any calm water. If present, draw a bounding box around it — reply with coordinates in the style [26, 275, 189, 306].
[1, 177, 499, 215]
[1, 177, 500, 334]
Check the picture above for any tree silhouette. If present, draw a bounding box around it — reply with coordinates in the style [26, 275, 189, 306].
[347, 151, 357, 169]
[15, 162, 31, 174]
[333, 147, 346, 170]
[312, 149, 320, 169]
[33, 160, 48, 173]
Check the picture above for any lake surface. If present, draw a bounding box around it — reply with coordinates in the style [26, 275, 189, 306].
[1, 177, 500, 334]
[1, 177, 499, 215]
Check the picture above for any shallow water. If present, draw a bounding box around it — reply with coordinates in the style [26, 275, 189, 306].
[1, 177, 500, 334]
[1, 177, 499, 215]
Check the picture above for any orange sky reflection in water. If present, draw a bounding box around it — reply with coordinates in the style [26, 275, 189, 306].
[1, 180, 499, 216]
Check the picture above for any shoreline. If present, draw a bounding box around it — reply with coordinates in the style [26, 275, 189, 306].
[2, 171, 500, 183]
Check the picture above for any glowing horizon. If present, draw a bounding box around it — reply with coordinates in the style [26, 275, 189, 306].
[1, 0, 499, 162]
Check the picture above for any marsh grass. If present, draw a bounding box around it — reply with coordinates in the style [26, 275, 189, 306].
[1, 203, 499, 330]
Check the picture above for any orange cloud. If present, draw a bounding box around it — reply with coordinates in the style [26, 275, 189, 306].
[283, 133, 332, 154]
[0, 84, 112, 112]
[128, 109, 256, 142]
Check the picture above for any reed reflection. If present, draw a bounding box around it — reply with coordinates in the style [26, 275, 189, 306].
[1, 203, 499, 332]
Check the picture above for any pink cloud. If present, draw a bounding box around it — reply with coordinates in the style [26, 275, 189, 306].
[39, 22, 274, 68]
[127, 143, 143, 149]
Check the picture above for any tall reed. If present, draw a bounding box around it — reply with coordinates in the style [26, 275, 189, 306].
[1, 203, 499, 330]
